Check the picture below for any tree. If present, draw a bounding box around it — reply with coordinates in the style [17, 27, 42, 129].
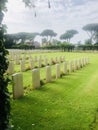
[15, 32, 39, 43]
[82, 23, 98, 44]
[25, 32, 39, 43]
[0, 0, 10, 129]
[52, 39, 61, 45]
[84, 39, 92, 45]
[60, 29, 78, 42]
[4, 32, 39, 48]
[40, 29, 57, 45]
[4, 34, 16, 48]
[94, 32, 98, 44]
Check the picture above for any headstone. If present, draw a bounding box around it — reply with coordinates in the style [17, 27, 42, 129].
[50, 58, 53, 65]
[56, 64, 60, 79]
[8, 61, 14, 74]
[32, 69, 40, 89]
[46, 66, 52, 82]
[74, 60, 77, 71]
[12, 73, 24, 99]
[38, 58, 41, 68]
[81, 58, 84, 67]
[59, 56, 62, 62]
[63, 62, 67, 74]
[62, 56, 65, 62]
[55, 57, 58, 63]
[15, 55, 20, 65]
[20, 60, 25, 72]
[30, 59, 34, 69]
[34, 56, 37, 62]
[69, 61, 73, 72]
[44, 58, 48, 66]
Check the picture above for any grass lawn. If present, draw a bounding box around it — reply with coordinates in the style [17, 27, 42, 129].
[10, 52, 98, 130]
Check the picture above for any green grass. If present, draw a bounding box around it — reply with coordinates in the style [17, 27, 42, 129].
[10, 52, 98, 130]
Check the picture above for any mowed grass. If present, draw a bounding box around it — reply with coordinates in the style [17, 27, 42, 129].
[10, 52, 98, 130]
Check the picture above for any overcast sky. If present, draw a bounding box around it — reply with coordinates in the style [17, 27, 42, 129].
[3, 0, 98, 44]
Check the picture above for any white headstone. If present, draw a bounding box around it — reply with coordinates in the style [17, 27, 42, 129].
[44, 58, 48, 66]
[8, 61, 14, 74]
[38, 58, 41, 68]
[32, 69, 40, 89]
[46, 66, 52, 82]
[12, 73, 24, 99]
[30, 59, 34, 69]
[56, 64, 60, 79]
[63, 62, 67, 74]
[20, 60, 25, 72]
[74, 60, 77, 71]
[69, 61, 73, 72]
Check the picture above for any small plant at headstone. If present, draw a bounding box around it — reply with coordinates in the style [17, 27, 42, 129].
[34, 66, 38, 68]
[60, 71, 65, 78]
[25, 66, 31, 71]
[26, 57, 29, 60]
[40, 80, 45, 87]
[41, 64, 45, 68]
[52, 60, 56, 65]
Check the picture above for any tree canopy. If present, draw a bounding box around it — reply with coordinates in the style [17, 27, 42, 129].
[40, 29, 57, 44]
[60, 29, 78, 42]
[82, 23, 98, 44]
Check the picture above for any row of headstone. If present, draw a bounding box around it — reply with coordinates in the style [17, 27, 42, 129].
[12, 57, 89, 99]
[7, 56, 89, 75]
[7, 56, 66, 74]
[8, 53, 65, 65]
[8, 49, 61, 57]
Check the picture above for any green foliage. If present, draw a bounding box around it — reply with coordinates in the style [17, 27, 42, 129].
[40, 29, 57, 37]
[0, 29, 10, 129]
[85, 39, 92, 45]
[40, 80, 45, 87]
[61, 42, 75, 52]
[83, 23, 98, 44]
[60, 29, 78, 42]
[0, 0, 11, 129]
[78, 44, 98, 50]
[40, 29, 57, 44]
[12, 44, 35, 49]
[41, 64, 45, 68]
[60, 71, 65, 78]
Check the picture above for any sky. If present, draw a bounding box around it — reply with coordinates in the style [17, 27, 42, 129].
[3, 0, 98, 44]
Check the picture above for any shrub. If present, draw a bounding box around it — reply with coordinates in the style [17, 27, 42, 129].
[52, 60, 56, 65]
[41, 64, 45, 68]
[60, 71, 65, 78]
[25, 66, 31, 71]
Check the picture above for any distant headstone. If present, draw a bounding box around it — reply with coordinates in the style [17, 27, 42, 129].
[63, 62, 67, 74]
[56, 64, 60, 79]
[8, 61, 14, 75]
[20, 60, 25, 72]
[46, 66, 52, 82]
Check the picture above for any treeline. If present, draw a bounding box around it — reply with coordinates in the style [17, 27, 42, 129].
[41, 43, 98, 52]
[3, 23, 98, 50]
